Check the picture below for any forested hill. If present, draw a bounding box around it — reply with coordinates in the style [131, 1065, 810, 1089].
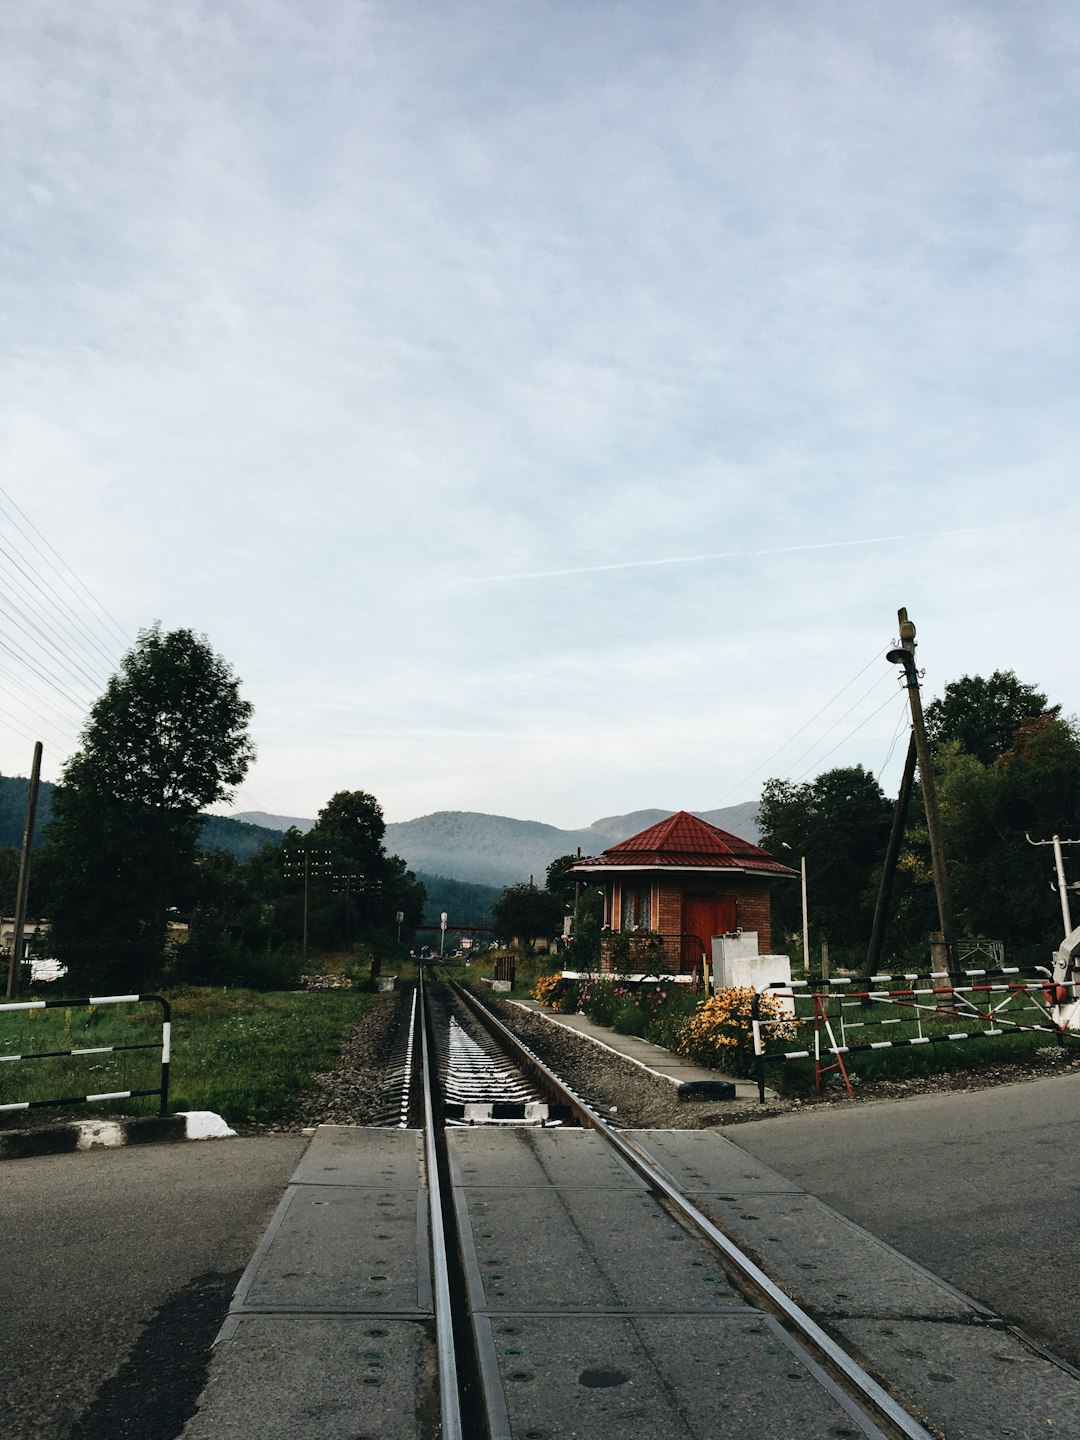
[1, 775, 760, 885]
[415, 872, 502, 927]
[0, 774, 55, 848]
[0, 775, 282, 860]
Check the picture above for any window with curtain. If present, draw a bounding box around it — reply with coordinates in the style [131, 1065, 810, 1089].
[620, 883, 652, 931]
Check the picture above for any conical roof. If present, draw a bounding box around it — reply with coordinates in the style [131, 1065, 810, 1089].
[569, 810, 795, 876]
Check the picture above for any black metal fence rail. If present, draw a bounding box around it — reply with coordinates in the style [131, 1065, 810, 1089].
[0, 993, 171, 1117]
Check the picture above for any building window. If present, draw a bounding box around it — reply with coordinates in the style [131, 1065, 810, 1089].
[620, 883, 652, 931]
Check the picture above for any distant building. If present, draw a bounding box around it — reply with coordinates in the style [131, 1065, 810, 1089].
[565, 811, 796, 974]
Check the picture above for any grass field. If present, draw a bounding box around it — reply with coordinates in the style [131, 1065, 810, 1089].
[0, 986, 376, 1126]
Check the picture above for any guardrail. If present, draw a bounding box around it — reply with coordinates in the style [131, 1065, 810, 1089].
[751, 966, 1063, 1101]
[0, 993, 171, 1118]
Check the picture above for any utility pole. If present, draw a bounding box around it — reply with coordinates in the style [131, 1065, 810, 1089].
[332, 873, 358, 946]
[1026, 833, 1080, 941]
[283, 844, 334, 967]
[886, 609, 957, 984]
[865, 731, 918, 975]
[6, 742, 42, 999]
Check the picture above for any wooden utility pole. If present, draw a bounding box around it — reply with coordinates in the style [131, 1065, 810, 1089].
[886, 609, 957, 981]
[6, 742, 43, 999]
[865, 730, 918, 975]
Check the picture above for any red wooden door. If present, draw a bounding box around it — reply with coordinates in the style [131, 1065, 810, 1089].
[682, 893, 737, 970]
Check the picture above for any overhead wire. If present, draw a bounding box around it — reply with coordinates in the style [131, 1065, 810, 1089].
[710, 648, 885, 806]
[0, 532, 123, 677]
[877, 695, 912, 781]
[790, 688, 910, 782]
[0, 634, 93, 713]
[0, 589, 112, 695]
[772, 668, 895, 783]
[0, 482, 130, 649]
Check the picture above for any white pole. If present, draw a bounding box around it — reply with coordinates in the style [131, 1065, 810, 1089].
[1053, 836, 1073, 940]
[801, 855, 810, 976]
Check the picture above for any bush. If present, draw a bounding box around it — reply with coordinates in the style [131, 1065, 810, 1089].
[531, 972, 580, 1012]
[677, 987, 799, 1077]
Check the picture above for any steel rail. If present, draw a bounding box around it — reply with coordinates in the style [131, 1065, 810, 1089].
[448, 978, 935, 1440]
[418, 971, 463, 1440]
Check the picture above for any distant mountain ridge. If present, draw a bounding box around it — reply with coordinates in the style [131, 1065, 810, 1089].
[384, 802, 761, 887]
[3, 778, 759, 888]
[241, 801, 761, 886]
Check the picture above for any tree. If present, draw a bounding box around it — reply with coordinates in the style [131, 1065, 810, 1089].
[492, 882, 565, 952]
[44, 625, 254, 990]
[935, 716, 1080, 959]
[545, 853, 603, 966]
[925, 671, 1059, 766]
[301, 791, 425, 951]
[758, 766, 893, 963]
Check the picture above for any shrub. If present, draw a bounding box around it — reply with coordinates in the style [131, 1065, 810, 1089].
[531, 972, 580, 1012]
[677, 987, 800, 1077]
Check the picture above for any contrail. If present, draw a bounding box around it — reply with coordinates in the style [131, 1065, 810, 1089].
[457, 523, 1031, 585]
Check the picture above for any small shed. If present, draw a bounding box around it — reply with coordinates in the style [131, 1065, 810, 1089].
[566, 811, 796, 974]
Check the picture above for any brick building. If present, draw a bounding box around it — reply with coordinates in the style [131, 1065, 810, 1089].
[565, 811, 796, 974]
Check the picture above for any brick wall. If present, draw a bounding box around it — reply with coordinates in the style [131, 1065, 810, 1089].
[735, 882, 773, 952]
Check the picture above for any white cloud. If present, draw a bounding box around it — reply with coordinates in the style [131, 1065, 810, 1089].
[2, 1, 1079, 822]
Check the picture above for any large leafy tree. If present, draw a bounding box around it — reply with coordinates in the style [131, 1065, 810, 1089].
[492, 882, 565, 952]
[936, 716, 1080, 958]
[758, 766, 893, 963]
[925, 671, 1058, 766]
[300, 791, 425, 949]
[44, 625, 254, 990]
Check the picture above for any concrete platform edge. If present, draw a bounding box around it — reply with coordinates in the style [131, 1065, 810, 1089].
[0, 1110, 235, 1161]
[508, 999, 768, 1099]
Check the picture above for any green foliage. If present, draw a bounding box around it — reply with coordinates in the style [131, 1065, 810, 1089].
[416, 871, 500, 927]
[543, 854, 603, 967]
[492, 881, 565, 950]
[936, 715, 1080, 957]
[925, 670, 1059, 766]
[42, 626, 255, 992]
[758, 765, 892, 964]
[271, 792, 427, 956]
[197, 814, 283, 861]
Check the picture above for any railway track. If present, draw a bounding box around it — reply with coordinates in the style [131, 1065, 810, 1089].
[190, 974, 1080, 1438]
[415, 971, 932, 1440]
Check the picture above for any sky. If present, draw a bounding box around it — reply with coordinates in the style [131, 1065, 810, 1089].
[2, 1, 1078, 830]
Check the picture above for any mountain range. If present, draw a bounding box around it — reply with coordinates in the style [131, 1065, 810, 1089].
[236, 801, 761, 887]
[0, 775, 760, 890]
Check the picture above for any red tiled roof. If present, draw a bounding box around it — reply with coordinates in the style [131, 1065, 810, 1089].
[568, 810, 796, 877]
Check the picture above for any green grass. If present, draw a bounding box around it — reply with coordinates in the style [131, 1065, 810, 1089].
[0, 986, 376, 1126]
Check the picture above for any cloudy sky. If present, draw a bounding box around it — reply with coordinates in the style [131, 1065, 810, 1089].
[2, 1, 1077, 829]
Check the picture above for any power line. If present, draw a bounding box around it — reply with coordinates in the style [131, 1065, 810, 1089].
[0, 589, 112, 695]
[711, 648, 885, 806]
[0, 532, 123, 676]
[0, 660, 85, 732]
[0, 633, 94, 712]
[791, 689, 909, 782]
[877, 698, 912, 780]
[776, 669, 895, 783]
[0, 483, 131, 649]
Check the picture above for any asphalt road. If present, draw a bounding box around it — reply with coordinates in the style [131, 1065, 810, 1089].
[1, 1134, 308, 1440]
[727, 1070, 1080, 1367]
